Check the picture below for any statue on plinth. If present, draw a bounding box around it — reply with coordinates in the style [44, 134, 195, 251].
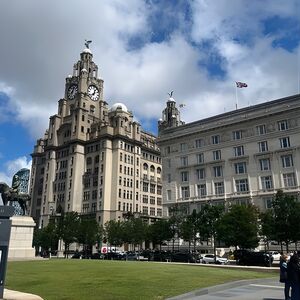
[0, 175, 30, 215]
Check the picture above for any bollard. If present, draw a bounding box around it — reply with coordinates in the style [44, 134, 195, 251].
[0, 206, 14, 299]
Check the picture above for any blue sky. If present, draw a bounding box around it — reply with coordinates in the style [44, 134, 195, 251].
[0, 0, 299, 185]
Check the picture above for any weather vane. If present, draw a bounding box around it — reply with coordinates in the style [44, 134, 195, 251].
[168, 91, 173, 97]
[85, 39, 92, 49]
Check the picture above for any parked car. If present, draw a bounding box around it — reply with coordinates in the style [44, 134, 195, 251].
[170, 252, 200, 263]
[268, 251, 281, 261]
[200, 254, 228, 265]
[91, 252, 104, 259]
[237, 251, 273, 267]
[126, 252, 148, 261]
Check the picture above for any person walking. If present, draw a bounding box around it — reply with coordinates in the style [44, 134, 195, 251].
[287, 253, 300, 300]
[280, 254, 291, 300]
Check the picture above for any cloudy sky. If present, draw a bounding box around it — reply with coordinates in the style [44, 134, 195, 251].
[0, 0, 299, 185]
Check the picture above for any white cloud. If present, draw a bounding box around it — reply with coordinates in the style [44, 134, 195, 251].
[0, 0, 299, 138]
[0, 156, 32, 186]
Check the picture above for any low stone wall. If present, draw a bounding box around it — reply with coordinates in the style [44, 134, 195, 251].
[8, 216, 35, 259]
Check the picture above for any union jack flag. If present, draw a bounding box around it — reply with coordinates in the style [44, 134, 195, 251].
[236, 81, 248, 88]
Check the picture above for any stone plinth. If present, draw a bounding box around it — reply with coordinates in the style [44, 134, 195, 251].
[8, 216, 35, 259]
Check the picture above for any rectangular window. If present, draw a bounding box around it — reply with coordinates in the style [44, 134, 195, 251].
[143, 182, 149, 192]
[157, 208, 162, 216]
[142, 206, 148, 215]
[196, 168, 206, 180]
[181, 171, 189, 182]
[261, 176, 273, 190]
[150, 207, 155, 216]
[180, 143, 188, 152]
[213, 150, 221, 160]
[142, 195, 148, 204]
[234, 162, 247, 174]
[181, 186, 190, 199]
[197, 184, 207, 197]
[180, 156, 188, 167]
[195, 139, 204, 148]
[213, 166, 223, 177]
[196, 153, 204, 164]
[232, 130, 242, 140]
[234, 146, 244, 157]
[283, 173, 296, 188]
[150, 196, 155, 205]
[150, 184, 156, 193]
[212, 135, 220, 144]
[259, 158, 271, 171]
[167, 174, 171, 183]
[235, 179, 249, 193]
[256, 124, 266, 135]
[278, 120, 288, 131]
[258, 141, 268, 152]
[280, 137, 290, 148]
[281, 154, 293, 168]
[167, 190, 171, 201]
[214, 182, 224, 195]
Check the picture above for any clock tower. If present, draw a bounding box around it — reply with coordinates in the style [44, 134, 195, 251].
[30, 42, 162, 237]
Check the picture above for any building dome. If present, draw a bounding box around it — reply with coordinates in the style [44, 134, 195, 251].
[168, 97, 175, 102]
[82, 48, 92, 54]
[110, 103, 128, 113]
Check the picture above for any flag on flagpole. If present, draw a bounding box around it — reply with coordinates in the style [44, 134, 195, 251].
[236, 81, 248, 88]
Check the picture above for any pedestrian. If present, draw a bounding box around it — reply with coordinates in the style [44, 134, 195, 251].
[287, 253, 300, 300]
[280, 254, 291, 300]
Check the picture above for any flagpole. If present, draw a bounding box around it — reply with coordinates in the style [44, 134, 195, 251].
[297, 47, 300, 94]
[235, 83, 238, 110]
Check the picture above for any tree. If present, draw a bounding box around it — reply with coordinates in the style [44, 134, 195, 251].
[216, 204, 259, 250]
[56, 211, 80, 258]
[179, 210, 200, 252]
[148, 219, 172, 251]
[104, 220, 124, 249]
[260, 209, 276, 251]
[131, 218, 147, 252]
[198, 204, 224, 261]
[33, 221, 58, 255]
[76, 216, 101, 255]
[168, 204, 186, 251]
[272, 190, 298, 252]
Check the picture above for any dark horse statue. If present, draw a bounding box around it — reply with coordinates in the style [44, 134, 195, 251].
[0, 182, 30, 215]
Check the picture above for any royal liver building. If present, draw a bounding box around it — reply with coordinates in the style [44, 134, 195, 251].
[29, 44, 162, 227]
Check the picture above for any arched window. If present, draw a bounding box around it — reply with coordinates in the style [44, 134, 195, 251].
[157, 167, 162, 174]
[143, 163, 148, 170]
[150, 165, 155, 172]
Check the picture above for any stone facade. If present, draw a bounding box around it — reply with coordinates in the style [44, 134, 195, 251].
[29, 46, 162, 227]
[158, 94, 300, 216]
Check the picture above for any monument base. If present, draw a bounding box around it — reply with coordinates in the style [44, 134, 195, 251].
[8, 216, 36, 259]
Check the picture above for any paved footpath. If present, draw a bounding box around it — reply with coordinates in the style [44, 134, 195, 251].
[167, 278, 285, 300]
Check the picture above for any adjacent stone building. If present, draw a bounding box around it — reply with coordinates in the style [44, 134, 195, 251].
[158, 94, 300, 216]
[29, 45, 162, 227]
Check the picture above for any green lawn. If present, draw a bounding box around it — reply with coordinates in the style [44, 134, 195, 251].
[6, 260, 277, 300]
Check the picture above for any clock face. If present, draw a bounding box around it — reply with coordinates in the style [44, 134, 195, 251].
[67, 85, 78, 100]
[87, 85, 100, 101]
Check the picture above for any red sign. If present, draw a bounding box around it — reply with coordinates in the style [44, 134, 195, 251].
[101, 247, 107, 254]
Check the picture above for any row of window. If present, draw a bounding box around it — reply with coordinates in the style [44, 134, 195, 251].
[180, 138, 291, 166]
[142, 195, 162, 205]
[179, 154, 294, 182]
[176, 172, 297, 199]
[178, 121, 291, 152]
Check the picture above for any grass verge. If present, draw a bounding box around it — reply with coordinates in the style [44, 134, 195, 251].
[6, 260, 277, 300]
